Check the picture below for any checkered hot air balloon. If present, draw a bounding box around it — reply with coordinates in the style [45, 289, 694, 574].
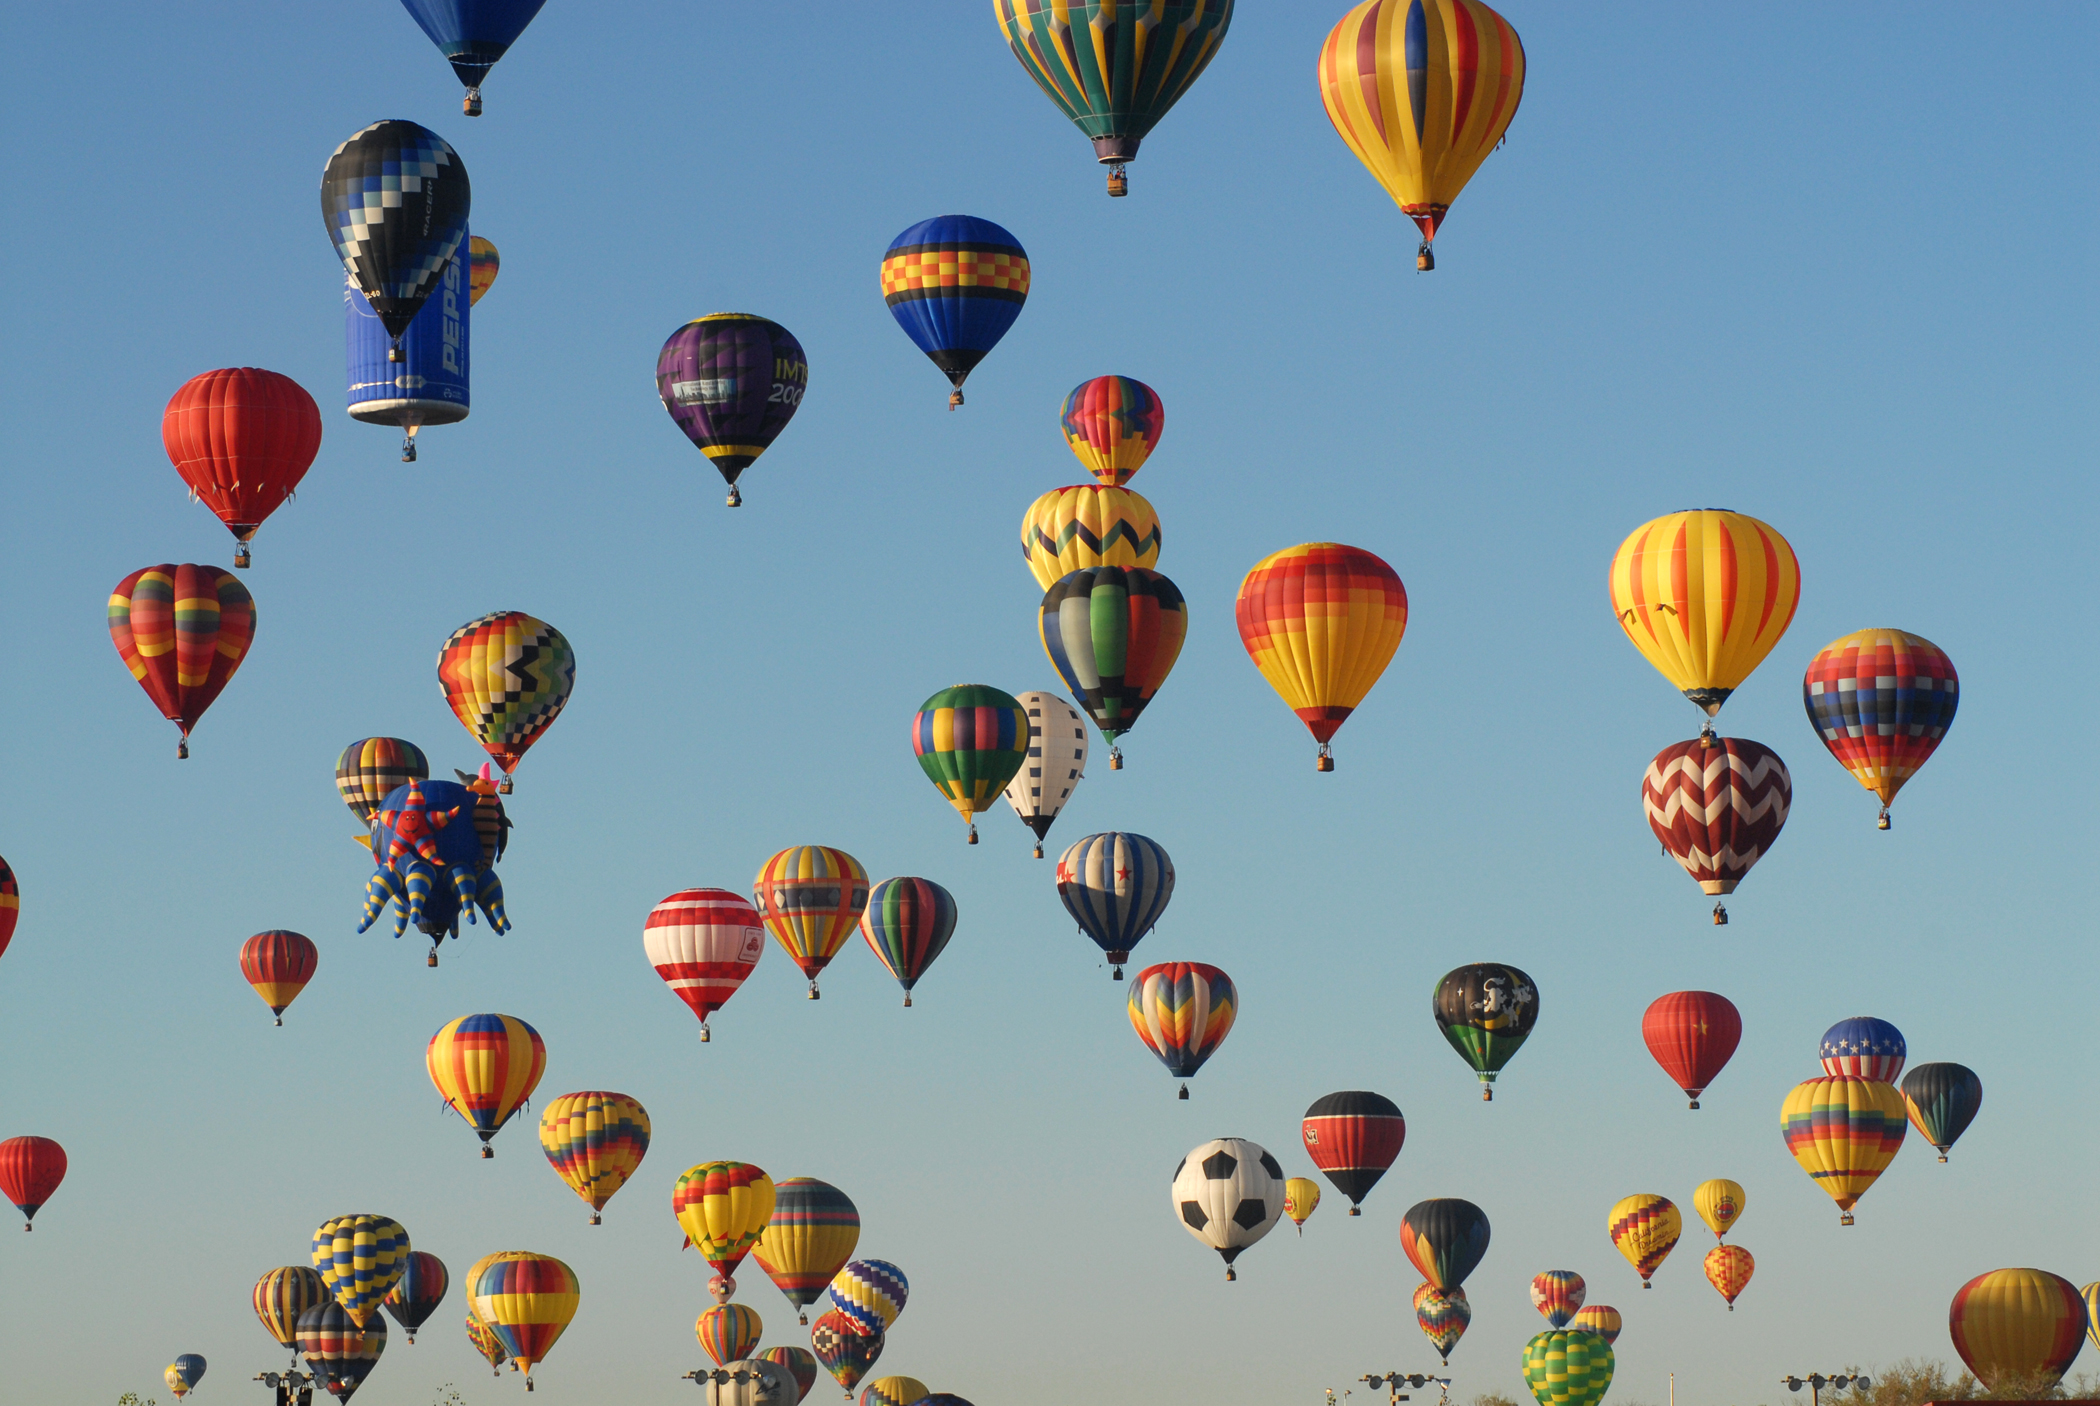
[912, 685, 1031, 842]
[1060, 375, 1163, 486]
[655, 315, 806, 506]
[437, 610, 573, 791]
[881, 216, 1029, 408]
[162, 368, 322, 567]
[828, 1259, 908, 1336]
[321, 121, 470, 351]
[644, 889, 766, 1040]
[1040, 567, 1186, 768]
[811, 1310, 884, 1394]
[675, 1162, 776, 1300]
[1056, 832, 1175, 979]
[1780, 1076, 1905, 1225]
[1021, 485, 1163, 592]
[752, 1178, 861, 1325]
[464, 1312, 508, 1375]
[1301, 1090, 1406, 1214]
[1606, 1195, 1680, 1287]
[426, 1014, 546, 1157]
[108, 563, 257, 758]
[1127, 961, 1237, 1098]
[1703, 1244, 1754, 1309]
[1642, 737, 1791, 925]
[1001, 691, 1089, 858]
[240, 930, 317, 1025]
[312, 1215, 410, 1327]
[381, 1251, 448, 1341]
[469, 1251, 579, 1386]
[859, 877, 958, 1005]
[1236, 543, 1407, 771]
[753, 847, 869, 999]
[1803, 628, 1958, 828]
[538, 1092, 650, 1223]
[1415, 1283, 1471, 1363]
[297, 1302, 386, 1402]
[1522, 1328, 1615, 1406]
[1530, 1271, 1586, 1329]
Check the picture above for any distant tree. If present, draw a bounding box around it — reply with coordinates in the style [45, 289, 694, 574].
[116, 1395, 157, 1406]
[1470, 1394, 1522, 1406]
[1826, 1359, 2100, 1405]
[433, 1385, 467, 1406]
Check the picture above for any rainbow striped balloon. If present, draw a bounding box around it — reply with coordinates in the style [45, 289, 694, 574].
[753, 1178, 861, 1321]
[253, 1266, 328, 1352]
[696, 1302, 763, 1367]
[859, 877, 958, 1004]
[427, 1014, 546, 1156]
[470, 1252, 580, 1379]
[539, 1092, 649, 1222]
[1127, 962, 1236, 1095]
[1780, 1076, 1906, 1224]
[753, 846, 869, 996]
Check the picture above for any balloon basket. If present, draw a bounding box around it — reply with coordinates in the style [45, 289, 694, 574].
[1348, 1206, 1360, 1216]
[799, 1312, 808, 1326]
[1416, 240, 1435, 272]
[948, 389, 963, 410]
[1177, 1083, 1188, 1100]
[177, 738, 189, 759]
[1877, 808, 1891, 830]
[464, 87, 483, 116]
[726, 485, 742, 507]
[1223, 1266, 1235, 1282]
[234, 544, 252, 568]
[1482, 1085, 1493, 1102]
[427, 950, 439, 967]
[700, 1024, 711, 1043]
[967, 823, 978, 845]
[1106, 165, 1128, 197]
[1687, 1097, 1700, 1109]
[1938, 1153, 1948, 1163]
[1840, 1213, 1854, 1226]
[1110, 747, 1123, 770]
[480, 1145, 493, 1160]
[1726, 1303, 1734, 1311]
[1712, 903, 1729, 925]
[903, 993, 913, 1007]
[1316, 748, 1333, 772]
[808, 982, 821, 1000]
[590, 1212, 601, 1225]
[274, 1015, 284, 1027]
[400, 431, 417, 463]
[388, 344, 404, 363]
[498, 777, 513, 794]
[1032, 843, 1044, 859]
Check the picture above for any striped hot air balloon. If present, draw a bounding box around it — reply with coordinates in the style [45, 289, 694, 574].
[859, 877, 958, 1005]
[1781, 1076, 1905, 1225]
[1820, 1016, 1907, 1083]
[381, 1250, 449, 1341]
[0, 855, 16, 961]
[1415, 1283, 1471, 1363]
[755, 1346, 819, 1404]
[1570, 1305, 1620, 1345]
[1949, 1269, 2088, 1390]
[644, 889, 766, 1040]
[427, 1014, 546, 1157]
[1642, 737, 1791, 925]
[467, 236, 500, 304]
[912, 685, 1031, 842]
[1522, 1328, 1615, 1406]
[254, 1266, 329, 1356]
[335, 737, 430, 824]
[1640, 991, 1741, 1109]
[469, 1251, 579, 1384]
[239, 930, 318, 1025]
[828, 1259, 908, 1336]
[1127, 961, 1237, 1098]
[1040, 567, 1187, 767]
[1803, 628, 1958, 828]
[538, 1092, 650, 1223]
[1060, 375, 1164, 486]
[674, 1162, 776, 1299]
[1056, 832, 1175, 979]
[312, 1215, 410, 1327]
[1236, 543, 1407, 770]
[108, 563, 257, 757]
[436, 610, 574, 790]
[1703, 1245, 1754, 1309]
[1021, 484, 1163, 591]
[1606, 1195, 1680, 1287]
[1001, 691, 1089, 858]
[696, 1302, 763, 1367]
[811, 1311, 883, 1395]
[752, 1178, 861, 1324]
[1301, 1091, 1406, 1214]
[1608, 510, 1800, 718]
[753, 847, 869, 998]
[1530, 1271, 1585, 1329]
[297, 1302, 385, 1401]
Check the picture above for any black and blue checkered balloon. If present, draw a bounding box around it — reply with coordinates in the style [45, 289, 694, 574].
[321, 120, 471, 342]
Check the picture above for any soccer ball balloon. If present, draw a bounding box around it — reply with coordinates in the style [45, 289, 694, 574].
[1170, 1137, 1284, 1280]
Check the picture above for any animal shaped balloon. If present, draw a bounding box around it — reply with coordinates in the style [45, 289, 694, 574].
[1780, 1077, 1904, 1224]
[1433, 964, 1538, 1099]
[1040, 566, 1187, 768]
[1056, 832, 1174, 979]
[1171, 1138, 1284, 1281]
[655, 315, 807, 506]
[644, 889, 766, 1040]
[437, 610, 573, 790]
[1061, 376, 1164, 485]
[1021, 484, 1163, 590]
[539, 1092, 650, 1223]
[240, 930, 317, 1025]
[398, 0, 549, 113]
[1803, 629, 1958, 828]
[1643, 737, 1790, 925]
[426, 1014, 545, 1156]
[321, 121, 470, 357]
[1301, 1091, 1405, 1214]
[1001, 691, 1088, 857]
[163, 368, 322, 567]
[1640, 991, 1741, 1109]
[913, 685, 1030, 841]
[1236, 543, 1407, 770]
[381, 1251, 448, 1341]
[1608, 511, 1800, 719]
[860, 877, 958, 1005]
[1127, 961, 1237, 1098]
[880, 216, 1029, 407]
[752, 847, 869, 998]
[108, 563, 256, 757]
[1902, 1063, 1982, 1162]
[1606, 1194, 1680, 1287]
[752, 1178, 860, 1324]
[356, 779, 511, 963]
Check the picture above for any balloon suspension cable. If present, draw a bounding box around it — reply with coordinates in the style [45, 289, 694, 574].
[808, 979, 821, 1001]
[1712, 902, 1729, 926]
[1110, 745, 1124, 770]
[1317, 743, 1334, 772]
[464, 87, 483, 117]
[1107, 164, 1129, 198]
[948, 389, 963, 410]
[177, 737, 189, 759]
[1416, 239, 1435, 272]
[235, 543, 252, 568]
[1877, 806, 1891, 831]
[903, 993, 913, 1008]
[1178, 1082, 1189, 1100]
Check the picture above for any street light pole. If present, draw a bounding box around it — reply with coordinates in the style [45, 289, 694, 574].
[1783, 1372, 1872, 1406]
[1360, 1373, 1452, 1406]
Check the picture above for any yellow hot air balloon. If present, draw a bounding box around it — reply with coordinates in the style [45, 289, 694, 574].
[1235, 543, 1409, 770]
[1284, 1177, 1322, 1234]
[1606, 1194, 1681, 1288]
[862, 1376, 931, 1406]
[1021, 484, 1162, 591]
[2081, 1282, 2100, 1354]
[537, 1092, 651, 1224]
[1692, 1179, 1745, 1240]
[752, 1178, 861, 1325]
[1780, 1076, 1905, 1225]
[1317, 0, 1527, 270]
[1950, 1269, 2088, 1390]
[468, 1251, 580, 1388]
[1608, 511, 1801, 718]
[674, 1162, 777, 1301]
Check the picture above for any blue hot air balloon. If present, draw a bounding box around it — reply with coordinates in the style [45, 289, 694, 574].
[1054, 832, 1173, 980]
[880, 216, 1030, 408]
[399, 0, 550, 115]
[321, 121, 471, 361]
[1819, 1017, 1907, 1083]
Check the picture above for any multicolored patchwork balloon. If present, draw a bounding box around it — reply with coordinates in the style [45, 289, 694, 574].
[1127, 961, 1237, 1098]
[1901, 1063, 1982, 1163]
[466, 235, 499, 303]
[753, 846, 869, 998]
[239, 930, 317, 1025]
[1056, 831, 1175, 979]
[254, 1266, 329, 1353]
[464, 1312, 508, 1375]
[321, 120, 470, 346]
[437, 610, 574, 789]
[1642, 737, 1791, 925]
[1399, 1199, 1490, 1290]
[1608, 510, 1800, 718]
[311, 1215, 410, 1328]
[1780, 1076, 1905, 1224]
[108, 563, 257, 757]
[335, 737, 430, 823]
[297, 1301, 386, 1402]
[1040, 566, 1187, 767]
[811, 1311, 883, 1394]
[859, 877, 958, 1004]
[1060, 375, 1163, 485]
[1415, 1283, 1471, 1363]
[674, 1161, 776, 1296]
[381, 1250, 448, 1341]
[756, 1346, 819, 1404]
[644, 889, 766, 1040]
[1522, 1328, 1614, 1406]
[1021, 484, 1162, 591]
[881, 215, 1029, 407]
[1703, 1244, 1754, 1309]
[163, 368, 322, 566]
[1236, 543, 1407, 770]
[538, 1092, 650, 1223]
[655, 314, 807, 505]
[469, 1251, 579, 1382]
[426, 1014, 546, 1156]
[1530, 1271, 1585, 1329]
[828, 1259, 908, 1336]
[1640, 991, 1741, 1109]
[1606, 1194, 1680, 1287]
[1301, 1090, 1406, 1214]
[912, 685, 1031, 842]
[752, 1178, 861, 1324]
[1803, 628, 1958, 828]
[697, 1303, 764, 1367]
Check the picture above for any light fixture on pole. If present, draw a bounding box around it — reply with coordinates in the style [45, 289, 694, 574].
[1783, 1372, 1871, 1406]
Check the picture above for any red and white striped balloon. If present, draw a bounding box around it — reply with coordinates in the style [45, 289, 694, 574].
[644, 889, 766, 1041]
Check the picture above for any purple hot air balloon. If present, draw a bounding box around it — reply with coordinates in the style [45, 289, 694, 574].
[654, 314, 807, 506]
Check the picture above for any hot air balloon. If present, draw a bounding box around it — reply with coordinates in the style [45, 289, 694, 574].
[676, 1162, 777, 1301]
[752, 1178, 861, 1325]
[1433, 964, 1537, 1099]
[757, 1346, 819, 1404]
[811, 1311, 883, 1396]
[1301, 1091, 1405, 1214]
[162, 368, 322, 567]
[1608, 510, 1800, 719]
[1641, 991, 1741, 1109]
[1570, 1306, 1619, 1345]
[753, 847, 870, 999]
[539, 1092, 650, 1223]
[1522, 1329, 1614, 1406]
[1171, 1138, 1284, 1281]
[698, 1304, 764, 1367]
[1128, 961, 1237, 1098]
[345, 249, 467, 464]
[881, 216, 1029, 407]
[992, 0, 1234, 196]
[1607, 1195, 1680, 1288]
[1949, 1269, 2088, 1390]
[1236, 543, 1407, 770]
[860, 1377, 929, 1406]
[465, 1313, 508, 1375]
[1400, 1199, 1490, 1289]
[1781, 1077, 1905, 1225]
[1061, 376, 1164, 485]
[2085, 1284, 2100, 1356]
[1056, 831, 1174, 978]
[466, 235, 499, 304]
[1531, 1271, 1585, 1329]
[913, 685, 1031, 842]
[398, 0, 547, 113]
[860, 877, 958, 1005]
[239, 930, 317, 1026]
[1021, 484, 1163, 591]
[335, 738, 430, 824]
[1040, 566, 1187, 768]
[256, 1267, 330, 1359]
[1803, 629, 1959, 829]
[645, 889, 767, 1040]
[108, 564, 256, 757]
[1820, 1017, 1907, 1082]
[1902, 1063, 1983, 1163]
[1002, 691, 1088, 857]
[427, 1014, 547, 1157]
[1284, 1177, 1322, 1233]
[357, 777, 511, 959]
[1703, 1245, 1753, 1310]
[655, 315, 807, 506]
[164, 1354, 206, 1398]
[312, 1215, 410, 1327]
[381, 1251, 448, 1342]
[321, 121, 470, 360]
[0, 1136, 66, 1229]
[1415, 1284, 1471, 1363]
[1317, 0, 1527, 270]
[1643, 737, 1791, 925]
[437, 610, 574, 791]
[470, 1251, 579, 1390]
[0, 856, 16, 962]
[298, 1302, 386, 1403]
[1692, 1180, 1745, 1240]
[829, 1259, 908, 1335]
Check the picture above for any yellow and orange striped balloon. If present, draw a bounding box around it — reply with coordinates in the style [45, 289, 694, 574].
[752, 846, 868, 996]
[1950, 1269, 2088, 1389]
[1609, 511, 1800, 717]
[1235, 543, 1408, 769]
[1779, 1076, 1905, 1224]
[468, 1251, 579, 1379]
[426, 1014, 547, 1158]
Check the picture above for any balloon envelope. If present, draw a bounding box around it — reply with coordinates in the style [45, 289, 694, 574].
[1236, 543, 1406, 766]
[912, 685, 1030, 831]
[312, 1215, 411, 1327]
[1283, 1177, 1322, 1230]
[427, 1014, 546, 1153]
[696, 1303, 763, 1367]
[828, 1259, 908, 1336]
[1606, 1194, 1681, 1286]
[1643, 738, 1790, 902]
[860, 1376, 929, 1406]
[1640, 991, 1741, 1107]
[655, 315, 807, 500]
[108, 564, 257, 753]
[859, 877, 958, 1001]
[1001, 691, 1088, 853]
[755, 1346, 819, 1404]
[321, 121, 470, 341]
[398, 0, 548, 101]
[469, 1251, 579, 1376]
[645, 889, 766, 1037]
[1780, 1076, 1906, 1223]
[1608, 510, 1800, 716]
[466, 235, 499, 303]
[1949, 1268, 2088, 1390]
[163, 368, 321, 555]
[1060, 375, 1163, 486]
[1301, 1091, 1405, 1211]
[1127, 961, 1237, 1086]
[880, 215, 1028, 400]
[1704, 1245, 1754, 1308]
[255, 1266, 329, 1351]
[1170, 1139, 1284, 1278]
[1531, 1271, 1585, 1328]
[437, 610, 574, 781]
[539, 1092, 650, 1219]
[1039, 566, 1187, 752]
[1433, 964, 1538, 1095]
[298, 1302, 386, 1402]
[381, 1251, 449, 1339]
[1570, 1306, 1620, 1345]
[1416, 1284, 1471, 1363]
[335, 738, 430, 823]
[1902, 1062, 1983, 1161]
[240, 929, 317, 1022]
[1055, 832, 1174, 975]
[1692, 1179, 1745, 1240]
[1522, 1329, 1614, 1406]
[1820, 1016, 1907, 1082]
[752, 1178, 861, 1320]
[1400, 1199, 1490, 1289]
[1021, 484, 1162, 590]
[810, 1311, 883, 1394]
[1803, 628, 1958, 819]
[164, 1354, 206, 1398]
[752, 846, 869, 995]
[674, 1162, 777, 1283]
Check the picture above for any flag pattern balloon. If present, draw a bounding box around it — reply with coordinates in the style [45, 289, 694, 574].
[466, 235, 499, 303]
[1781, 1076, 1906, 1224]
[655, 314, 807, 504]
[753, 1178, 861, 1323]
[1021, 484, 1163, 591]
[697, 1302, 764, 1367]
[320, 120, 470, 342]
[1522, 1329, 1614, 1406]
[398, 0, 549, 112]
[1400, 1199, 1491, 1289]
[239, 929, 317, 1025]
[860, 877, 958, 1004]
[644, 888, 767, 1039]
[1415, 1283, 1472, 1363]
[312, 1215, 410, 1327]
[297, 1302, 386, 1402]
[1060, 375, 1164, 486]
[756, 1346, 819, 1404]
[1570, 1306, 1620, 1345]
[1803, 628, 1958, 827]
[437, 610, 574, 785]
[753, 846, 870, 997]
[1301, 1090, 1406, 1213]
[1127, 961, 1237, 1096]
[1056, 832, 1174, 978]
[426, 1014, 546, 1156]
[1949, 1269, 2088, 1390]
[255, 1266, 329, 1351]
[470, 1251, 579, 1379]
[1171, 1138, 1285, 1281]
[1902, 1063, 1983, 1162]
[538, 1092, 650, 1222]
[1283, 1177, 1322, 1233]
[335, 737, 430, 823]
[1001, 691, 1089, 857]
[1820, 1017, 1907, 1082]
[1642, 738, 1791, 919]
[1235, 543, 1407, 769]
[674, 1162, 777, 1291]
[1640, 991, 1741, 1108]
[1606, 1194, 1680, 1287]
[381, 1250, 448, 1341]
[880, 215, 1029, 406]
[1317, 0, 1526, 268]
[1039, 566, 1187, 761]
[828, 1259, 908, 1336]
[164, 1353, 206, 1398]
[1531, 1271, 1586, 1328]
[860, 1376, 929, 1406]
[162, 367, 322, 564]
[1608, 510, 1801, 717]
[465, 1312, 508, 1374]
[1433, 963, 1538, 1098]
[912, 685, 1031, 840]
[811, 1311, 883, 1394]
[1703, 1244, 1754, 1309]
[108, 563, 257, 757]
[0, 856, 16, 961]
[1692, 1179, 1745, 1240]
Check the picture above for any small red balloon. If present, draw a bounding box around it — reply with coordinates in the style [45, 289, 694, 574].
[163, 368, 322, 565]
[0, 1136, 67, 1229]
[1641, 991, 1742, 1109]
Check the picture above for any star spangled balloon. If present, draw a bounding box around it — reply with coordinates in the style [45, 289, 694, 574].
[827, 1259, 907, 1336]
[321, 120, 471, 343]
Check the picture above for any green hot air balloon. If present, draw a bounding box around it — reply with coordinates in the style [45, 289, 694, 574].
[1524, 1329, 1615, 1406]
[913, 685, 1030, 844]
[1434, 963, 1539, 1100]
[992, 0, 1235, 197]
[1038, 566, 1187, 770]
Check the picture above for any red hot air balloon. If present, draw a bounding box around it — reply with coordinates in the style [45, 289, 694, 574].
[108, 564, 258, 758]
[0, 1136, 67, 1229]
[643, 889, 766, 1042]
[162, 368, 323, 568]
[0, 855, 18, 962]
[1642, 737, 1790, 925]
[1301, 1092, 1405, 1215]
[1641, 992, 1742, 1110]
[240, 930, 319, 1026]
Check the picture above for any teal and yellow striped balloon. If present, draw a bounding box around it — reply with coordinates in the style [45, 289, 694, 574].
[311, 1214, 410, 1328]
[912, 685, 1029, 842]
[1522, 1329, 1615, 1406]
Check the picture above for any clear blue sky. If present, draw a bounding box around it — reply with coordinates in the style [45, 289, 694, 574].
[1, 3, 2094, 1404]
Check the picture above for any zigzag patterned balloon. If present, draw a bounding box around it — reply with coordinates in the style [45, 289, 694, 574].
[1642, 737, 1790, 924]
